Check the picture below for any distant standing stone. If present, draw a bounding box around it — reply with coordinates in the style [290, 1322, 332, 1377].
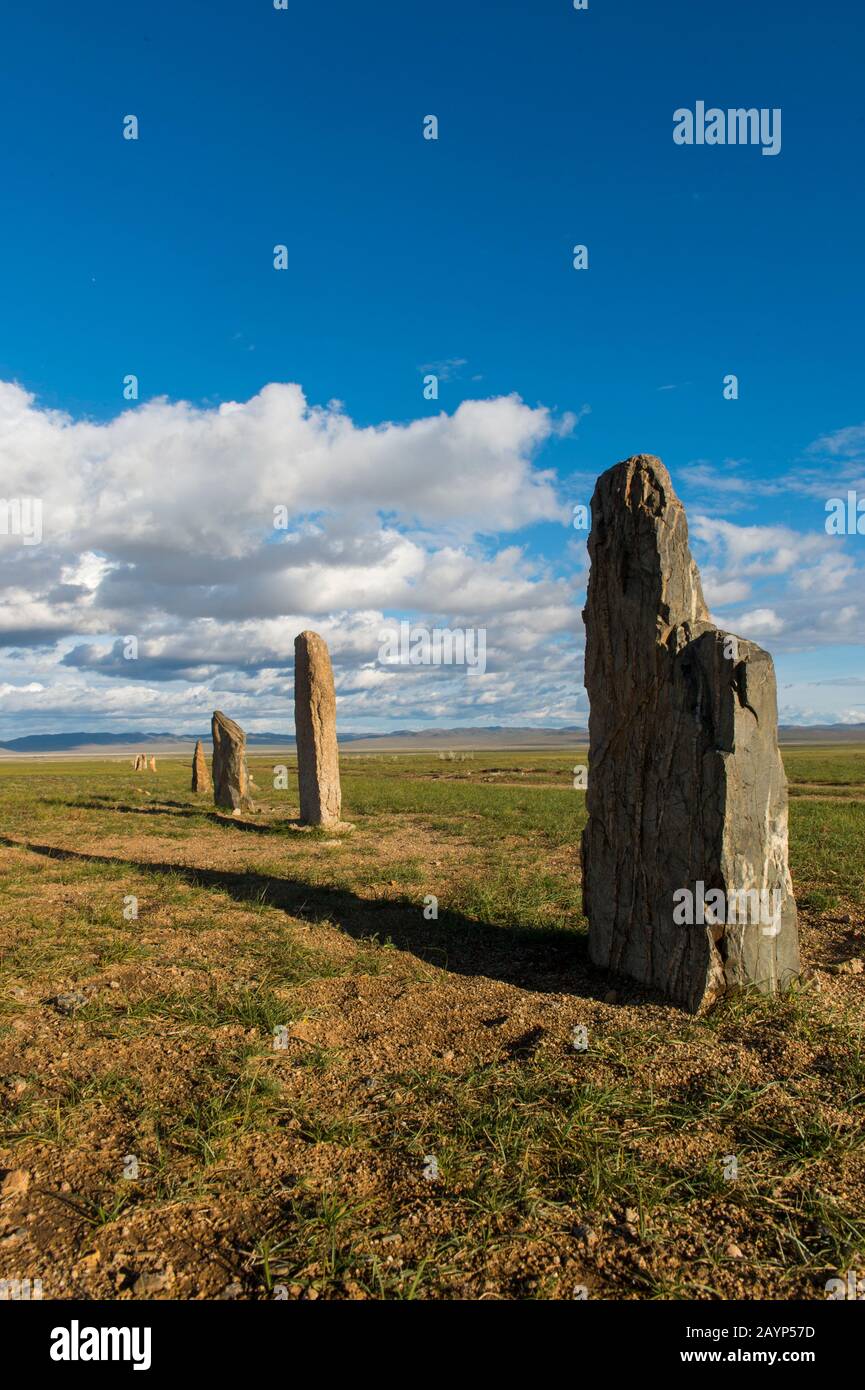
[148, 756, 157, 772]
[191, 738, 212, 794]
[581, 454, 800, 1012]
[294, 631, 342, 826]
[211, 711, 256, 814]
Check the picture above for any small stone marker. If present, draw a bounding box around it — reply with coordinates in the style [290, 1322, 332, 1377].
[211, 711, 256, 814]
[191, 738, 212, 794]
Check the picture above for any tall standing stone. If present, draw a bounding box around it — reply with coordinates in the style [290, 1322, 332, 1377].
[294, 631, 342, 826]
[581, 455, 799, 1012]
[191, 739, 212, 794]
[149, 756, 157, 772]
[211, 711, 255, 814]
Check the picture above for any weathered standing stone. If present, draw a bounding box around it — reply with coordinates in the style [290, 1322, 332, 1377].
[132, 754, 144, 771]
[294, 631, 342, 826]
[191, 739, 212, 794]
[149, 756, 157, 772]
[581, 455, 799, 1012]
[211, 711, 255, 814]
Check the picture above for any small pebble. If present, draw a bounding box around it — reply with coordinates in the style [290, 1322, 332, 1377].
[51, 986, 97, 1015]
[132, 1270, 171, 1295]
[827, 958, 863, 975]
[0, 1227, 27, 1247]
[1, 1169, 31, 1198]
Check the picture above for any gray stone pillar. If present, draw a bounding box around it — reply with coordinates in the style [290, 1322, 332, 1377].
[581, 455, 800, 1011]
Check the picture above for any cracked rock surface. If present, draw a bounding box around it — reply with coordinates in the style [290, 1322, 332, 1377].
[581, 454, 800, 1012]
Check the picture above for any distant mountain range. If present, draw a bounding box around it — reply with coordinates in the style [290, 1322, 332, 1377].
[0, 726, 589, 754]
[778, 723, 865, 743]
[1, 723, 864, 754]
[0, 730, 297, 753]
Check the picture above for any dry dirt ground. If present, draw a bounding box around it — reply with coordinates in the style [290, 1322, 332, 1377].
[0, 748, 863, 1300]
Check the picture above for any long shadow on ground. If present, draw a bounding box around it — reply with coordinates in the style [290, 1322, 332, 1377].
[0, 833, 637, 1005]
[38, 798, 275, 834]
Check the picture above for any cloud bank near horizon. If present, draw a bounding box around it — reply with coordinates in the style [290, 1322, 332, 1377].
[0, 381, 863, 736]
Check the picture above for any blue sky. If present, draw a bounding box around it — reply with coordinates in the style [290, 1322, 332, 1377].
[0, 0, 863, 736]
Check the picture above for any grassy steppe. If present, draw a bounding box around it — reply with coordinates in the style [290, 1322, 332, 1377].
[0, 747, 863, 1300]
